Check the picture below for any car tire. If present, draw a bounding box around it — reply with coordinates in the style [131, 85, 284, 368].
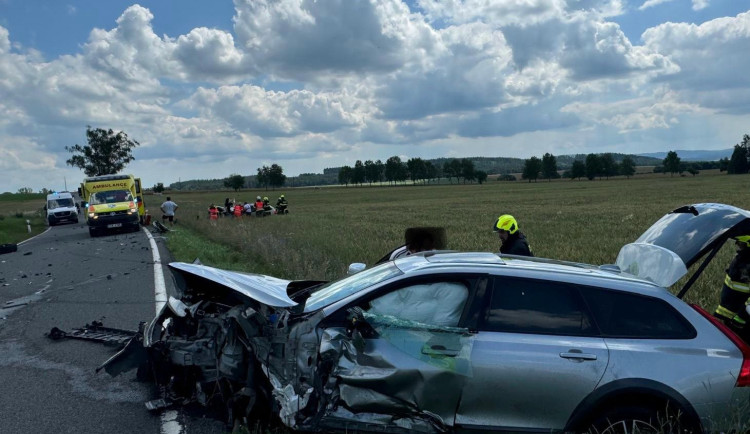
[89, 227, 99, 237]
[48, 217, 56, 226]
[587, 405, 689, 434]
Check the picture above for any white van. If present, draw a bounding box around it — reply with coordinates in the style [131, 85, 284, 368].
[45, 192, 79, 226]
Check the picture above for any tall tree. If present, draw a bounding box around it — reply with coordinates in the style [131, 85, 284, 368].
[338, 166, 353, 186]
[443, 160, 455, 183]
[153, 183, 165, 193]
[585, 153, 601, 180]
[728, 143, 749, 174]
[600, 153, 618, 179]
[450, 159, 463, 183]
[522, 156, 542, 182]
[619, 156, 636, 178]
[364, 160, 380, 185]
[256, 166, 270, 189]
[268, 164, 286, 189]
[541, 153, 558, 181]
[223, 174, 245, 191]
[407, 157, 427, 183]
[475, 170, 488, 185]
[384, 156, 400, 185]
[352, 160, 366, 185]
[66, 126, 139, 176]
[460, 158, 475, 183]
[663, 150, 681, 177]
[570, 160, 586, 180]
[425, 161, 438, 183]
[719, 157, 730, 172]
[374, 160, 385, 183]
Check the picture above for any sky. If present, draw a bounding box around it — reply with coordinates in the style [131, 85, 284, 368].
[0, 0, 749, 193]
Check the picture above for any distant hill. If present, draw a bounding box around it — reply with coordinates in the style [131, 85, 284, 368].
[637, 149, 732, 161]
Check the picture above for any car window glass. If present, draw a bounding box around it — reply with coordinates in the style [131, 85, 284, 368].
[580, 287, 696, 339]
[483, 278, 594, 335]
[90, 190, 132, 204]
[304, 263, 402, 312]
[367, 281, 469, 327]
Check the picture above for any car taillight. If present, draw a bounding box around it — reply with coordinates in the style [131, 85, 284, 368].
[691, 303, 750, 387]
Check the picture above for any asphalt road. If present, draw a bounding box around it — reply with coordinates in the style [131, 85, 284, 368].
[0, 219, 224, 434]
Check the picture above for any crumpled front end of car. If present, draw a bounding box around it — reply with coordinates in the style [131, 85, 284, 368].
[99, 263, 463, 433]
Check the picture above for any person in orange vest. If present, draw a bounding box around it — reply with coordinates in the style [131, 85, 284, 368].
[208, 204, 219, 220]
[254, 196, 264, 216]
[233, 203, 243, 218]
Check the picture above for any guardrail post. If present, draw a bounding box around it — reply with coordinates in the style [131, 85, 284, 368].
[26, 219, 31, 233]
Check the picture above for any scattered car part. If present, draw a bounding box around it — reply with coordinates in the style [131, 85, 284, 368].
[0, 243, 17, 255]
[46, 321, 140, 348]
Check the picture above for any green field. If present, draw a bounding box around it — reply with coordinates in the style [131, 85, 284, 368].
[5, 171, 750, 312]
[0, 193, 47, 244]
[143, 169, 746, 311]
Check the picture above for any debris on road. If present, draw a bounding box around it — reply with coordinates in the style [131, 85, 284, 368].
[46, 321, 141, 348]
[0, 243, 17, 255]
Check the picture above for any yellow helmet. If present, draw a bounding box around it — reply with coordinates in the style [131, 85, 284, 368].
[493, 215, 518, 234]
[280, 194, 285, 198]
[735, 235, 750, 247]
[263, 196, 268, 201]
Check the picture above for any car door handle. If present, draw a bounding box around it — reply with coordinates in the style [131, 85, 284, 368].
[422, 345, 459, 357]
[559, 351, 597, 361]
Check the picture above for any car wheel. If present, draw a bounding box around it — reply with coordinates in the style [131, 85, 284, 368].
[587, 405, 688, 434]
[48, 217, 56, 226]
[89, 228, 98, 237]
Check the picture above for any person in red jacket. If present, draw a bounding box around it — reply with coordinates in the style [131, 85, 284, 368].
[208, 205, 219, 220]
[233, 203, 243, 218]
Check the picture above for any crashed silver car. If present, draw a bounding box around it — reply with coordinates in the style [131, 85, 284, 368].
[101, 203, 750, 433]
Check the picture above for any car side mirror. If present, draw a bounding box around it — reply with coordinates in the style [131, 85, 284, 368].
[347, 263, 366, 275]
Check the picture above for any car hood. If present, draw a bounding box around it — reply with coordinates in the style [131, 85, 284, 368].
[616, 203, 750, 287]
[168, 262, 297, 308]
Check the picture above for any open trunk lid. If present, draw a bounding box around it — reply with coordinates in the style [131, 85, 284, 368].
[615, 203, 750, 289]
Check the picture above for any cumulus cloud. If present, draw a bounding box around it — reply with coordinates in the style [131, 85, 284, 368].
[186, 85, 365, 138]
[560, 89, 706, 133]
[691, 0, 709, 10]
[638, 0, 673, 11]
[639, 0, 709, 11]
[416, 0, 624, 25]
[642, 11, 750, 113]
[232, 0, 436, 81]
[375, 22, 513, 119]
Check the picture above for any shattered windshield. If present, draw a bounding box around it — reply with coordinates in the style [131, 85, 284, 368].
[90, 190, 133, 205]
[48, 198, 74, 208]
[304, 263, 402, 312]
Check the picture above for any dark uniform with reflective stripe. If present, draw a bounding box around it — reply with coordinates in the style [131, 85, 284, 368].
[715, 249, 750, 330]
[500, 232, 533, 257]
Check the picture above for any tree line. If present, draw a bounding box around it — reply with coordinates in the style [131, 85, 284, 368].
[336, 157, 488, 186]
[519, 149, 731, 182]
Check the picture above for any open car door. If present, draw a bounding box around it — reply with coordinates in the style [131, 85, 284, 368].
[615, 203, 750, 298]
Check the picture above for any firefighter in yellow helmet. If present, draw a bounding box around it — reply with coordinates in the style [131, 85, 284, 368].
[276, 194, 288, 214]
[493, 214, 532, 256]
[714, 235, 750, 332]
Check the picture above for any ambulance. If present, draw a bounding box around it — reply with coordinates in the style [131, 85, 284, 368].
[79, 174, 145, 237]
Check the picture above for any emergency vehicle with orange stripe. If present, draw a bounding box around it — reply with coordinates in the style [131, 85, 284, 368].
[78, 174, 145, 237]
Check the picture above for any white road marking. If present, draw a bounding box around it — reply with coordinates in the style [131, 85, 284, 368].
[17, 227, 51, 245]
[144, 227, 168, 315]
[143, 226, 184, 434]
